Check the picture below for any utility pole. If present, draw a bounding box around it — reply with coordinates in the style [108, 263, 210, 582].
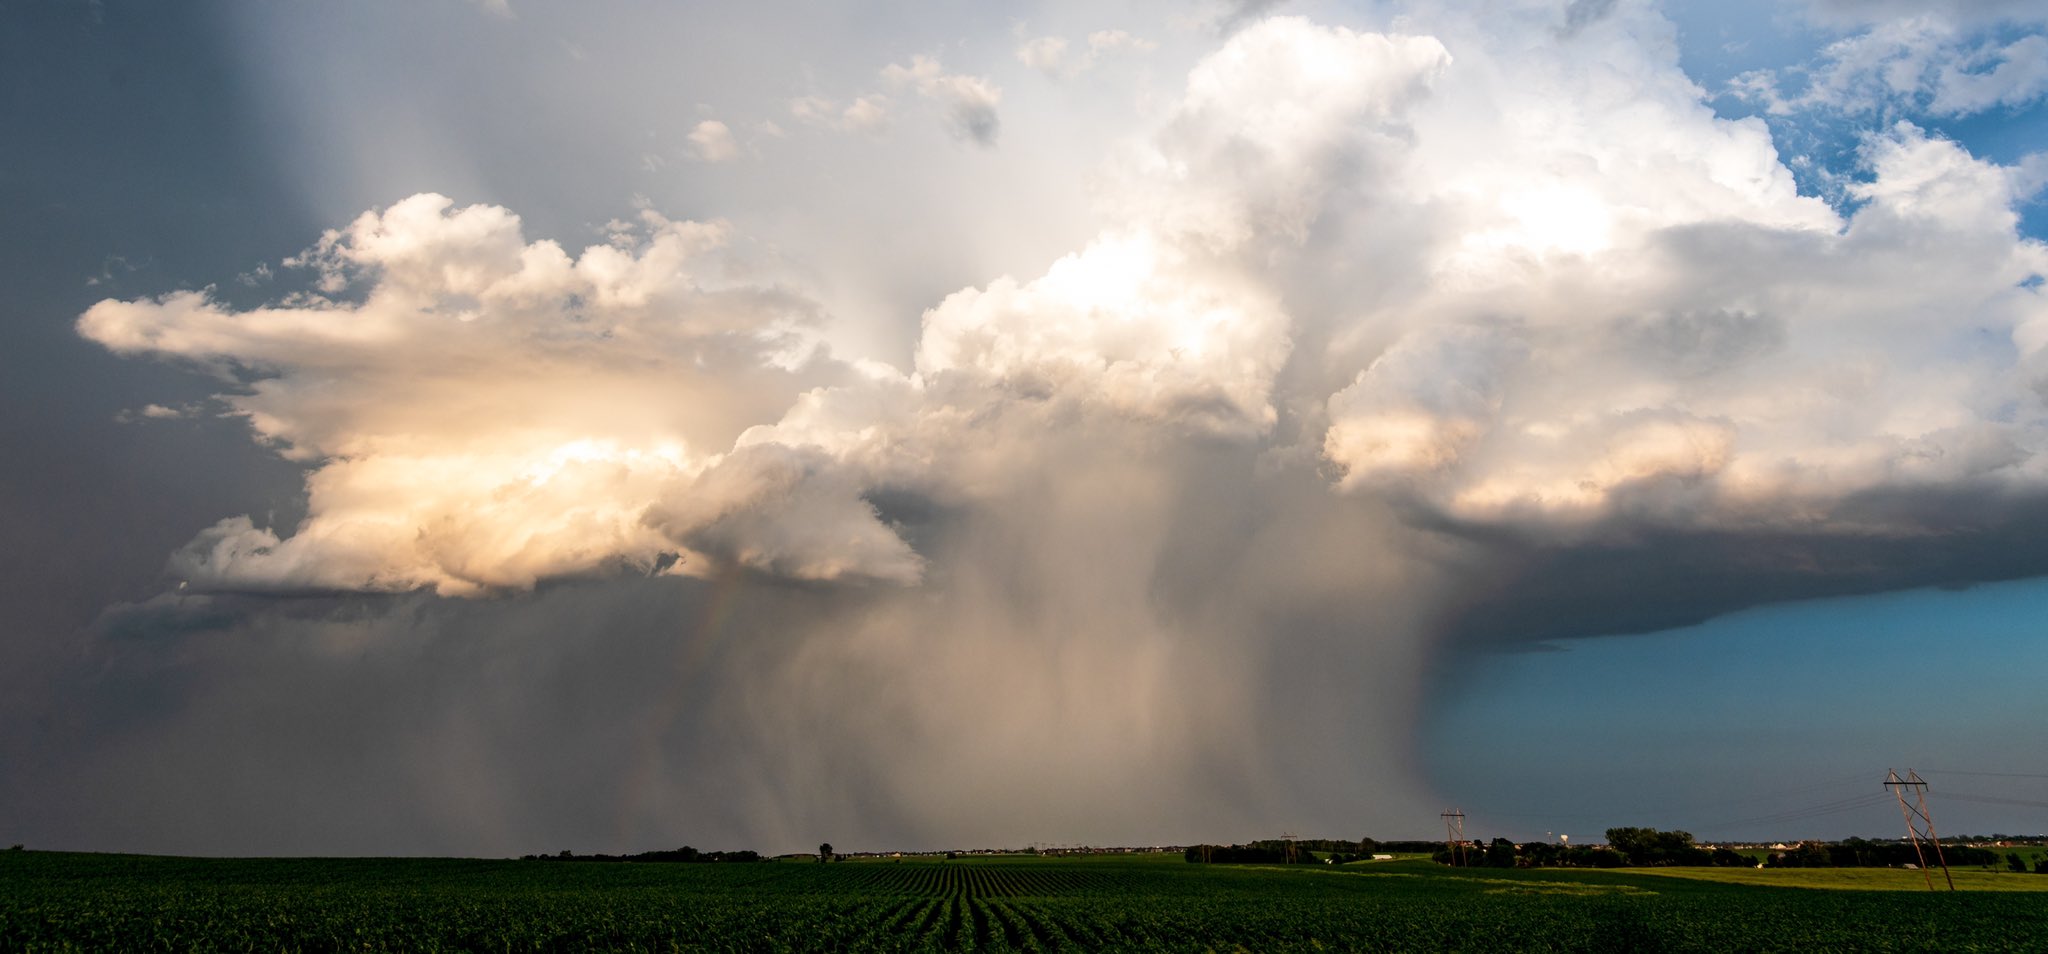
[1885, 769, 1954, 891]
[1440, 810, 1466, 867]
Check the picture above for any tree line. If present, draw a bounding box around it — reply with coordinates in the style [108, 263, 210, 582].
[521, 846, 762, 863]
[1186, 828, 2045, 871]
[1762, 837, 2002, 869]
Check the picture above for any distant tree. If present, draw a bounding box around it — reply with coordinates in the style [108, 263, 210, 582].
[2035, 857, 2048, 875]
[1604, 828, 1709, 866]
[1710, 847, 1752, 868]
[1604, 828, 1652, 864]
[1485, 838, 1517, 868]
[2009, 852, 2028, 873]
[1785, 841, 1832, 868]
[1938, 844, 1999, 867]
[818, 843, 833, 864]
[1520, 841, 1560, 868]
[1831, 837, 1877, 868]
[1575, 846, 1626, 868]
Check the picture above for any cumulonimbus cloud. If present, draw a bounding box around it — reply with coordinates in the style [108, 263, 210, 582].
[83, 13, 2048, 599]
[68, 10, 2048, 854]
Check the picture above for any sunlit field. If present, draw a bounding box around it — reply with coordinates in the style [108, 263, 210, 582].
[1617, 864, 2048, 892]
[7, 850, 2047, 951]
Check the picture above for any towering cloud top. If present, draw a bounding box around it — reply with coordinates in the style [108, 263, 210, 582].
[83, 15, 2048, 603]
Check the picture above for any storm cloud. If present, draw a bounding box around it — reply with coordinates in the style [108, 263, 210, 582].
[11, 3, 2048, 855]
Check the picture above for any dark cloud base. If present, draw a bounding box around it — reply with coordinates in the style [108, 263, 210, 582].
[1435, 486, 2048, 655]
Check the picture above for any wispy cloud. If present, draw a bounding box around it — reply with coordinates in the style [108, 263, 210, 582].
[1015, 30, 1156, 79]
[1732, 14, 2048, 117]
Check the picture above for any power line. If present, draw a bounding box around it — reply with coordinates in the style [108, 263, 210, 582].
[1460, 770, 1877, 826]
[1940, 793, 2048, 810]
[1919, 769, 2048, 780]
[1703, 792, 1894, 832]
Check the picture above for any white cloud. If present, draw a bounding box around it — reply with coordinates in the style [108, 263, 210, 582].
[79, 194, 916, 595]
[114, 403, 192, 424]
[1803, 0, 2048, 29]
[1015, 36, 1070, 76]
[834, 20, 1454, 450]
[1015, 30, 1155, 79]
[840, 95, 889, 134]
[789, 93, 890, 135]
[1105, 20, 1454, 249]
[1732, 15, 2048, 117]
[1320, 111, 2048, 534]
[787, 95, 833, 125]
[1931, 33, 2048, 113]
[1325, 325, 1525, 484]
[1089, 30, 1156, 55]
[645, 443, 922, 584]
[881, 55, 1002, 146]
[915, 231, 1290, 439]
[686, 119, 740, 162]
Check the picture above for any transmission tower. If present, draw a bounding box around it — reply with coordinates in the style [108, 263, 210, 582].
[1884, 769, 1954, 892]
[1440, 810, 1467, 867]
[1280, 832, 1300, 864]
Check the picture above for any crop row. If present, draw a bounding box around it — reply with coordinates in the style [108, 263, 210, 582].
[13, 883, 2048, 951]
[837, 864, 1110, 898]
[10, 853, 2048, 951]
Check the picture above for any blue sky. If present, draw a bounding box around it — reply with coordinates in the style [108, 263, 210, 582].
[1426, 577, 2048, 843]
[3, 0, 2046, 856]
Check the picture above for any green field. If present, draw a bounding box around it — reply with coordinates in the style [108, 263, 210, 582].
[7, 849, 2048, 951]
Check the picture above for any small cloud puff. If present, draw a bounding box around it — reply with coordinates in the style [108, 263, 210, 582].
[882, 55, 1002, 146]
[789, 94, 890, 135]
[686, 120, 741, 162]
